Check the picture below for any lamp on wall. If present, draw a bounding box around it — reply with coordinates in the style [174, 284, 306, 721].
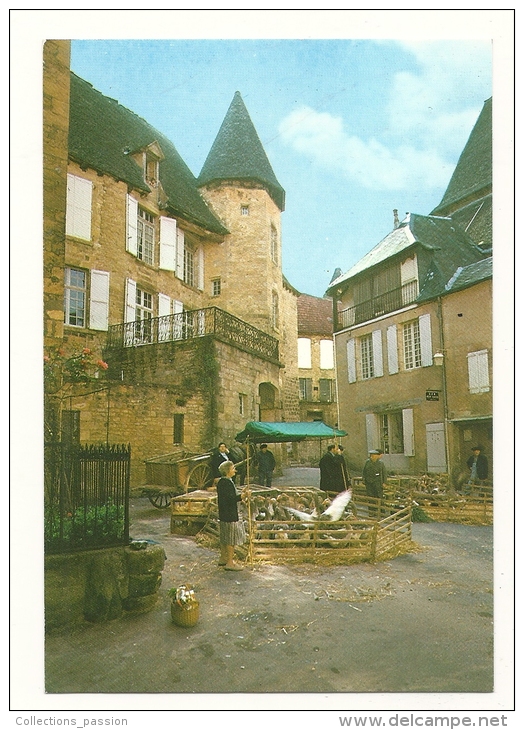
[433, 352, 444, 367]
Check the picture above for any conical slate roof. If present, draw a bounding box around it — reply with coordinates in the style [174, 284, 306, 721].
[431, 97, 492, 216]
[198, 92, 285, 211]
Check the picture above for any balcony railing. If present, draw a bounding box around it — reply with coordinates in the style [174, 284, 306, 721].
[106, 306, 280, 363]
[338, 281, 419, 330]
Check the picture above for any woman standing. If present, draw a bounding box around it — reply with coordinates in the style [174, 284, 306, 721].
[216, 460, 247, 571]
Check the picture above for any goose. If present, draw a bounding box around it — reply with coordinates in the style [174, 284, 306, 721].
[283, 489, 353, 523]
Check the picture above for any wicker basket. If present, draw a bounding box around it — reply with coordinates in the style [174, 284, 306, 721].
[171, 600, 200, 627]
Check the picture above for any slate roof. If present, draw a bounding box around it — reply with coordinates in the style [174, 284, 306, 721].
[431, 97, 492, 216]
[297, 294, 336, 337]
[443, 256, 492, 295]
[327, 213, 483, 296]
[68, 73, 228, 236]
[197, 92, 285, 211]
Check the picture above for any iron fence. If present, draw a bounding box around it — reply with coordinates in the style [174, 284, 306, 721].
[106, 306, 280, 363]
[44, 442, 130, 554]
[338, 281, 419, 329]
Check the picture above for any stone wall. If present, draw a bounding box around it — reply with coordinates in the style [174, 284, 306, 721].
[45, 543, 166, 632]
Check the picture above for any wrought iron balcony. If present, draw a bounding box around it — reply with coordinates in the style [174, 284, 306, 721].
[337, 281, 419, 330]
[106, 306, 280, 364]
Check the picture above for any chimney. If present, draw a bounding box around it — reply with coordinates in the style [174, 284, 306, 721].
[393, 209, 399, 228]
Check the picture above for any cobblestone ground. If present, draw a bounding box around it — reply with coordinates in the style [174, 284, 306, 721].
[45, 469, 493, 696]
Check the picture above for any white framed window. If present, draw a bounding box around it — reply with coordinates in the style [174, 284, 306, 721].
[64, 268, 109, 331]
[239, 393, 247, 416]
[298, 338, 312, 369]
[403, 319, 422, 369]
[241, 205, 249, 216]
[366, 408, 413, 456]
[64, 268, 86, 327]
[319, 339, 334, 370]
[137, 207, 155, 265]
[468, 350, 490, 393]
[184, 242, 196, 287]
[212, 278, 221, 297]
[360, 334, 374, 379]
[66, 174, 92, 241]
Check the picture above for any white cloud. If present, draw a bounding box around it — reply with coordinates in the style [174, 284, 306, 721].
[279, 40, 491, 192]
[279, 106, 454, 191]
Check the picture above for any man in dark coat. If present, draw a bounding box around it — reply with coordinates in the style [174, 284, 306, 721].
[362, 449, 387, 499]
[210, 443, 231, 486]
[466, 446, 489, 485]
[335, 445, 351, 492]
[257, 444, 276, 487]
[319, 445, 339, 492]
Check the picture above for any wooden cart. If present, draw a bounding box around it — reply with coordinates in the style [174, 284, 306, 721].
[140, 448, 214, 508]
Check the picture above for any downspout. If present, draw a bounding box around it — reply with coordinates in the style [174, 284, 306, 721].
[436, 297, 452, 488]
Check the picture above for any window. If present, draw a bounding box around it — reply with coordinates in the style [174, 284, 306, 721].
[271, 291, 279, 329]
[64, 268, 110, 331]
[319, 379, 334, 403]
[319, 339, 334, 370]
[468, 350, 490, 393]
[64, 268, 86, 327]
[241, 205, 249, 216]
[137, 207, 155, 265]
[173, 414, 184, 444]
[212, 278, 221, 297]
[135, 287, 153, 343]
[66, 174, 92, 241]
[271, 224, 278, 264]
[299, 378, 313, 401]
[360, 334, 374, 379]
[298, 338, 312, 369]
[183, 242, 196, 287]
[366, 408, 413, 456]
[380, 412, 404, 454]
[239, 394, 246, 416]
[403, 319, 422, 369]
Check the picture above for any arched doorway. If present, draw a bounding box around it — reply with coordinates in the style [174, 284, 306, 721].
[258, 382, 279, 422]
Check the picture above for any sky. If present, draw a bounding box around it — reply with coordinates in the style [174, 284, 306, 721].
[69, 35, 492, 298]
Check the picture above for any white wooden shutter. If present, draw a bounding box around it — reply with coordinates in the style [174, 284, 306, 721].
[176, 228, 185, 279]
[172, 299, 184, 339]
[89, 270, 110, 331]
[197, 246, 205, 290]
[372, 329, 383, 377]
[365, 413, 379, 452]
[159, 217, 177, 271]
[158, 293, 172, 341]
[387, 324, 399, 374]
[401, 255, 417, 284]
[124, 278, 137, 347]
[298, 338, 312, 369]
[319, 339, 334, 370]
[419, 313, 433, 367]
[402, 408, 414, 456]
[347, 338, 356, 383]
[66, 174, 92, 241]
[125, 278, 137, 323]
[468, 350, 490, 393]
[126, 195, 138, 256]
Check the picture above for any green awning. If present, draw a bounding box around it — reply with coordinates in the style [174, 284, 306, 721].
[235, 421, 347, 444]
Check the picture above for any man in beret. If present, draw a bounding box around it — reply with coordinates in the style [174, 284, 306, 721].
[362, 449, 388, 500]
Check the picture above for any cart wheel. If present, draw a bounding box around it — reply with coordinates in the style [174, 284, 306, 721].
[186, 462, 213, 491]
[148, 493, 173, 509]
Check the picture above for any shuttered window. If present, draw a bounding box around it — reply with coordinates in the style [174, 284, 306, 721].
[89, 270, 110, 331]
[347, 338, 356, 383]
[298, 338, 312, 369]
[319, 339, 334, 369]
[360, 334, 374, 379]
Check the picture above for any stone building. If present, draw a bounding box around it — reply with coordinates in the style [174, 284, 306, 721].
[43, 43, 300, 485]
[294, 294, 339, 465]
[327, 99, 492, 480]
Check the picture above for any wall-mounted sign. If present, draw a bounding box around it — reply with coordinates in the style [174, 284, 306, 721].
[426, 390, 440, 401]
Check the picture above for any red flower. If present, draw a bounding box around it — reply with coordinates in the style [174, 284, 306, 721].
[97, 360, 109, 370]
[83, 348, 91, 355]
[44, 355, 50, 363]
